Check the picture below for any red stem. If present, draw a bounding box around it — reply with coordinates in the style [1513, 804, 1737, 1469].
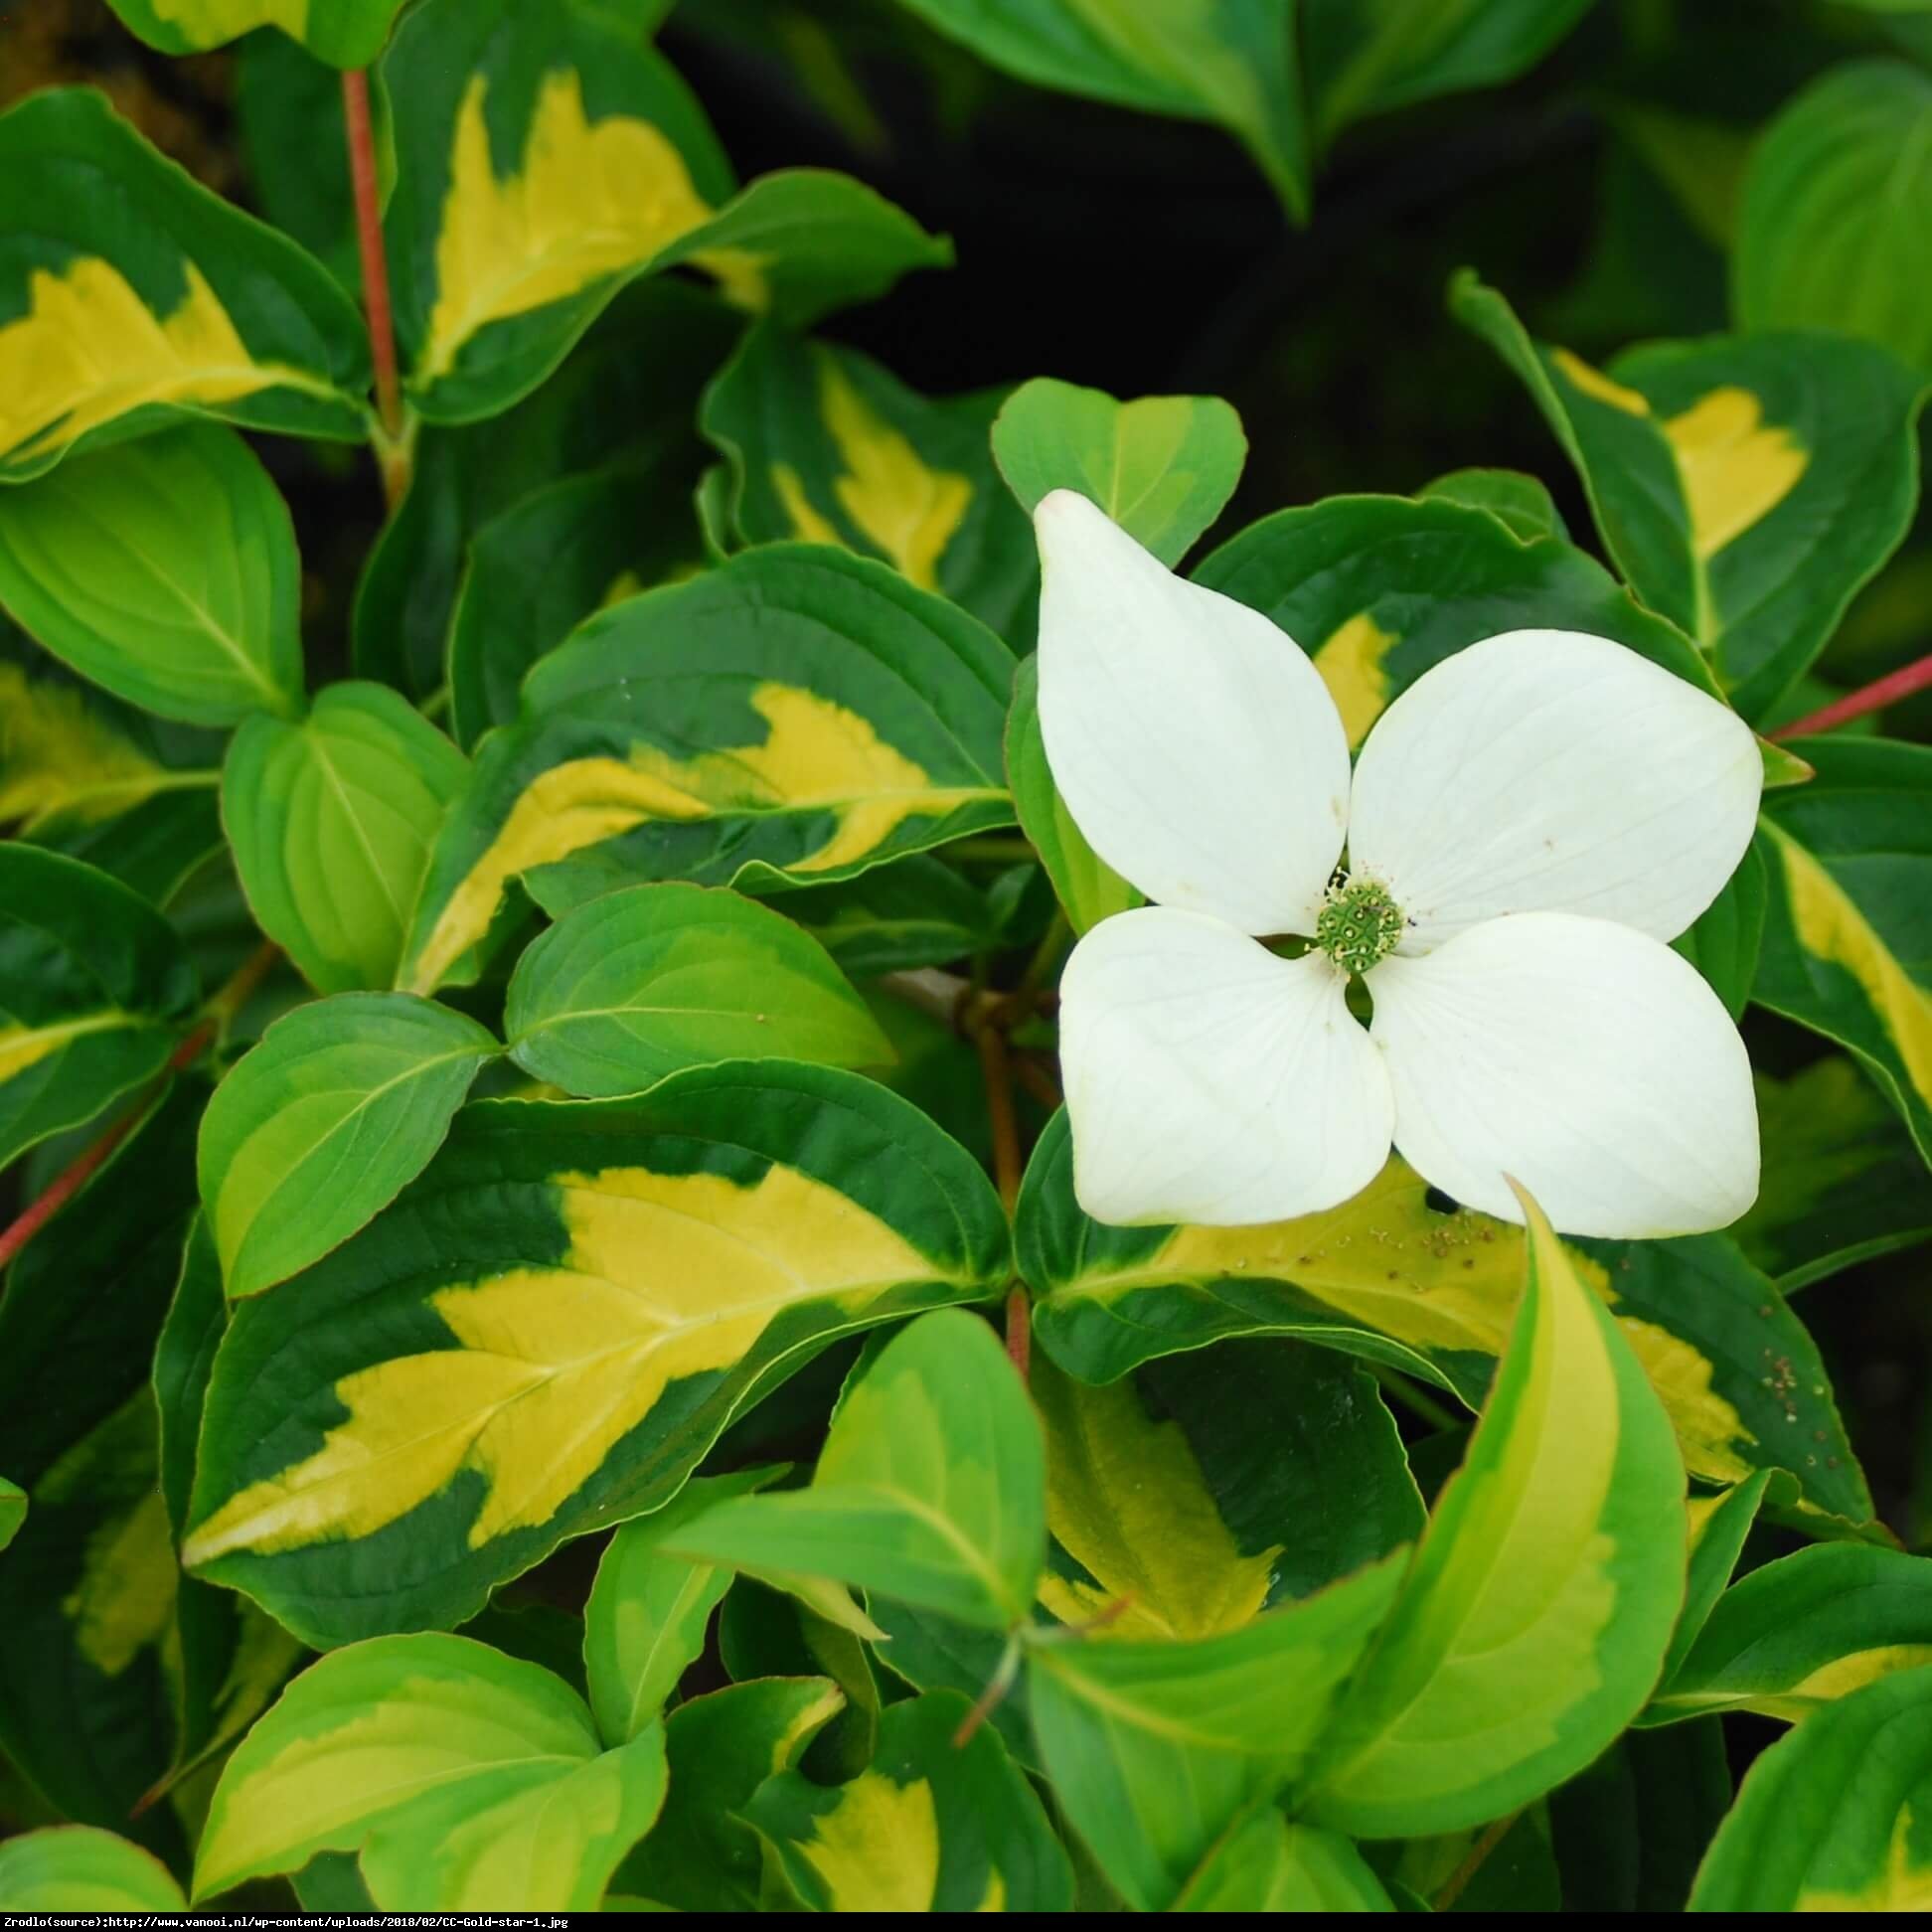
[0, 943, 281, 1273]
[341, 69, 405, 493]
[1769, 651, 1932, 741]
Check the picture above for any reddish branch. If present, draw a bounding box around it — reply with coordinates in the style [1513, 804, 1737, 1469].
[342, 69, 407, 502]
[1770, 651, 1932, 741]
[0, 942, 280, 1272]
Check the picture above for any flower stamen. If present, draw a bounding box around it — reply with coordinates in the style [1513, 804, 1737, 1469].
[1315, 875, 1404, 976]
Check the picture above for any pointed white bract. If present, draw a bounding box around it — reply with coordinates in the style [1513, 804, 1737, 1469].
[1035, 489, 1350, 937]
[1368, 913, 1759, 1236]
[1035, 495, 1764, 1237]
[1058, 909, 1393, 1226]
[1348, 629, 1762, 950]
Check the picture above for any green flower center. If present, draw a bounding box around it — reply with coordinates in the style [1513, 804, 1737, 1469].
[1314, 876, 1405, 976]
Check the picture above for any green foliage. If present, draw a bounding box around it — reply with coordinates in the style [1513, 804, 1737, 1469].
[0, 425, 304, 725]
[503, 882, 891, 1094]
[1736, 62, 1932, 374]
[197, 993, 501, 1300]
[2, 2, 1930, 1914]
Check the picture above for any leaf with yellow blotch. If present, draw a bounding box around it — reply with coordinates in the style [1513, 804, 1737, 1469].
[0, 845, 196, 1173]
[193, 1634, 668, 1909]
[104, 1, 406, 67]
[1033, 1341, 1419, 1637]
[1298, 1183, 1685, 1840]
[704, 323, 1037, 640]
[1754, 738, 1932, 1168]
[0, 648, 224, 904]
[385, 0, 946, 422]
[744, 1691, 1073, 1912]
[1690, 1666, 1932, 1910]
[1192, 489, 1715, 759]
[1016, 1110, 1871, 1528]
[1451, 272, 1927, 722]
[183, 1063, 1010, 1646]
[399, 545, 1014, 1000]
[0, 89, 369, 482]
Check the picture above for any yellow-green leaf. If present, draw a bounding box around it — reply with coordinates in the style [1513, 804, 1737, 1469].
[1028, 1552, 1408, 1911]
[183, 1064, 1010, 1644]
[400, 546, 1014, 998]
[0, 425, 304, 726]
[194, 1633, 666, 1909]
[106, 1, 405, 67]
[1451, 272, 1927, 720]
[0, 88, 369, 481]
[224, 683, 471, 995]
[1300, 1184, 1686, 1839]
[703, 322, 1036, 638]
[0, 1827, 186, 1911]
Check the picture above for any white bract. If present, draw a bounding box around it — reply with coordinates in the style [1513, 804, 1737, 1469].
[1037, 490, 1763, 1237]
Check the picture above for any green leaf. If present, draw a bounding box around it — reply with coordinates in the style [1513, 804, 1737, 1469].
[990, 378, 1245, 565]
[447, 460, 700, 751]
[1548, 1719, 1731, 1913]
[612, 1677, 847, 1913]
[868, 1596, 1039, 1767]
[224, 683, 472, 996]
[183, 1064, 1010, 1644]
[1754, 737, 1932, 1165]
[1004, 652, 1142, 934]
[235, 29, 363, 291]
[198, 992, 501, 1301]
[0, 844, 196, 1172]
[667, 1308, 1045, 1630]
[704, 322, 1036, 639]
[1034, 1339, 1420, 1638]
[1450, 272, 1928, 720]
[0, 426, 303, 725]
[1303, 0, 1592, 149]
[194, 1634, 667, 1909]
[1018, 1111, 1869, 1525]
[384, 0, 943, 422]
[779, 855, 999, 977]
[889, 0, 1309, 218]
[745, 1689, 1073, 1912]
[1673, 839, 1766, 1019]
[717, 1578, 883, 1779]
[0, 1826, 187, 1911]
[106, 1, 404, 65]
[1175, 1809, 1394, 1912]
[0, 87, 369, 481]
[582, 1468, 779, 1748]
[504, 883, 890, 1096]
[151, 1215, 305, 1790]
[1300, 1185, 1686, 1839]
[1658, 1469, 1774, 1694]
[0, 1476, 21, 1552]
[1028, 1552, 1407, 1911]
[1736, 61, 1932, 374]
[0, 1082, 205, 1857]
[0, 633, 226, 903]
[1192, 489, 1719, 757]
[1688, 1664, 1932, 1910]
[356, 278, 735, 699]
[1735, 1058, 1932, 1291]
[1654, 1543, 1932, 1724]
[1415, 465, 1567, 542]
[400, 546, 1015, 997]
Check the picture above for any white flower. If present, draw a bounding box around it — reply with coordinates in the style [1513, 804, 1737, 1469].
[1036, 490, 1763, 1237]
